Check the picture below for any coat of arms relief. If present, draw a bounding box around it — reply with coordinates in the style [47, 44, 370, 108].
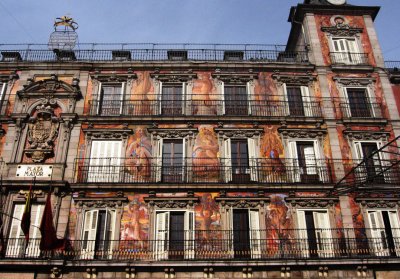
[25, 100, 60, 162]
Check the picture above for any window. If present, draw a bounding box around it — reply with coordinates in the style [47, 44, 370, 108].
[88, 140, 122, 183]
[159, 83, 186, 115]
[353, 141, 385, 183]
[154, 138, 187, 182]
[223, 84, 249, 115]
[343, 87, 376, 118]
[81, 209, 116, 259]
[0, 82, 6, 112]
[332, 38, 360, 64]
[297, 209, 333, 258]
[154, 210, 194, 260]
[367, 210, 400, 257]
[97, 83, 125, 115]
[287, 140, 327, 183]
[6, 204, 43, 258]
[284, 84, 312, 117]
[223, 138, 258, 183]
[226, 208, 261, 259]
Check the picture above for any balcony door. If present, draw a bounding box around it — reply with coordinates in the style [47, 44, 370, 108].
[223, 84, 249, 115]
[88, 140, 122, 183]
[81, 209, 116, 259]
[160, 83, 185, 115]
[228, 209, 261, 259]
[154, 211, 194, 260]
[354, 141, 385, 183]
[6, 204, 43, 258]
[161, 139, 185, 183]
[97, 83, 124, 116]
[332, 38, 359, 64]
[297, 210, 333, 258]
[368, 210, 400, 257]
[224, 138, 258, 183]
[285, 85, 312, 117]
[345, 88, 372, 118]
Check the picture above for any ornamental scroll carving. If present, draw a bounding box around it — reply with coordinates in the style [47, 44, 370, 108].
[214, 127, 264, 138]
[215, 197, 270, 208]
[357, 198, 400, 208]
[286, 197, 338, 208]
[272, 72, 316, 86]
[74, 192, 128, 208]
[144, 196, 200, 208]
[343, 130, 389, 141]
[25, 100, 60, 162]
[321, 23, 363, 37]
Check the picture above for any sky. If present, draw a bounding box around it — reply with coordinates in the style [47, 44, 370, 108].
[0, 0, 399, 60]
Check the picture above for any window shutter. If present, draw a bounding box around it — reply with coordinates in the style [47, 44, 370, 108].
[247, 138, 258, 181]
[89, 140, 122, 183]
[96, 82, 102, 115]
[0, 82, 6, 102]
[249, 210, 261, 259]
[155, 212, 169, 260]
[365, 87, 378, 118]
[155, 138, 163, 182]
[182, 138, 187, 182]
[184, 211, 195, 259]
[26, 204, 43, 257]
[82, 210, 99, 259]
[313, 140, 327, 182]
[226, 207, 234, 258]
[220, 81, 225, 115]
[313, 211, 333, 258]
[300, 86, 312, 117]
[354, 142, 363, 161]
[157, 81, 163, 115]
[120, 82, 126, 115]
[283, 83, 290, 115]
[368, 211, 387, 255]
[296, 210, 309, 258]
[288, 141, 300, 182]
[182, 82, 187, 115]
[224, 138, 232, 182]
[246, 82, 252, 115]
[388, 211, 400, 255]
[6, 204, 24, 257]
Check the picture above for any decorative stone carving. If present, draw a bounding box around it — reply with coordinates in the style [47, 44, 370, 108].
[215, 197, 270, 208]
[74, 194, 128, 208]
[84, 127, 133, 139]
[321, 20, 363, 37]
[344, 130, 389, 141]
[333, 77, 375, 87]
[272, 72, 316, 85]
[150, 71, 197, 82]
[357, 198, 400, 208]
[25, 100, 60, 162]
[279, 128, 326, 139]
[148, 127, 198, 138]
[91, 71, 137, 83]
[214, 128, 264, 138]
[211, 71, 258, 83]
[144, 196, 200, 208]
[0, 71, 19, 86]
[286, 197, 338, 208]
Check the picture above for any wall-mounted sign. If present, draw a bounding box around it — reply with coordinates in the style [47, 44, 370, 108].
[16, 165, 53, 177]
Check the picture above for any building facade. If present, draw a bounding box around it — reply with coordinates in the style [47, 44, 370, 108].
[1, 0, 400, 278]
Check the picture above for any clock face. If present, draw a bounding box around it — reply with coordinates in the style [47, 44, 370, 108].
[327, 0, 346, 5]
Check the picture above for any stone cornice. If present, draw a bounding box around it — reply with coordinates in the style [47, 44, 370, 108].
[272, 72, 316, 85]
[211, 71, 258, 83]
[83, 127, 133, 139]
[147, 127, 198, 138]
[90, 71, 137, 82]
[278, 127, 326, 139]
[356, 197, 400, 208]
[333, 76, 375, 86]
[144, 196, 200, 208]
[215, 197, 270, 208]
[214, 127, 264, 138]
[150, 71, 197, 82]
[285, 197, 339, 208]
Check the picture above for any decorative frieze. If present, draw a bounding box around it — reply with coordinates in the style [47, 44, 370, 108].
[214, 127, 264, 138]
[74, 192, 128, 208]
[148, 127, 198, 139]
[333, 77, 375, 87]
[272, 72, 316, 86]
[150, 71, 197, 82]
[286, 197, 338, 208]
[215, 197, 270, 208]
[356, 198, 400, 208]
[144, 196, 200, 208]
[83, 127, 133, 139]
[211, 70, 258, 83]
[279, 127, 326, 139]
[343, 130, 389, 141]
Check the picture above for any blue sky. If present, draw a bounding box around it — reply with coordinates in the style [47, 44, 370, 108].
[0, 0, 399, 60]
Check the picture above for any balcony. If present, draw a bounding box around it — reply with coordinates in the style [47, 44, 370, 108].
[329, 52, 369, 66]
[0, 43, 309, 63]
[3, 228, 400, 261]
[339, 101, 384, 120]
[88, 95, 323, 119]
[74, 157, 334, 185]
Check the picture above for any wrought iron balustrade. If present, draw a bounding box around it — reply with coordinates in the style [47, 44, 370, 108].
[73, 157, 334, 184]
[330, 52, 369, 65]
[339, 101, 383, 119]
[3, 228, 400, 261]
[0, 43, 308, 63]
[88, 95, 322, 118]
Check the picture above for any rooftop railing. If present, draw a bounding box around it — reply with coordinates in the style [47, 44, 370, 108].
[73, 157, 335, 184]
[0, 43, 308, 63]
[3, 228, 400, 261]
[89, 95, 323, 118]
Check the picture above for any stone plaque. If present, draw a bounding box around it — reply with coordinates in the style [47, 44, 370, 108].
[16, 165, 53, 178]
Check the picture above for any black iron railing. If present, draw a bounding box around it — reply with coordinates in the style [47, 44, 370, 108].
[3, 228, 400, 260]
[73, 157, 334, 184]
[89, 95, 322, 117]
[0, 43, 308, 63]
[339, 102, 383, 119]
[385, 61, 400, 70]
[330, 52, 369, 65]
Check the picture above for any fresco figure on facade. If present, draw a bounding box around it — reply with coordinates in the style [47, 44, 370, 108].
[260, 126, 286, 182]
[121, 198, 148, 250]
[195, 193, 221, 249]
[126, 127, 152, 180]
[192, 73, 218, 115]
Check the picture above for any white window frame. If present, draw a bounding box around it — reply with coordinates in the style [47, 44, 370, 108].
[153, 209, 195, 260]
[88, 140, 122, 183]
[283, 83, 313, 117]
[286, 139, 327, 183]
[296, 209, 333, 258]
[226, 208, 261, 259]
[6, 203, 43, 258]
[218, 81, 255, 116]
[81, 208, 117, 260]
[222, 137, 259, 183]
[331, 37, 361, 64]
[96, 82, 125, 115]
[366, 209, 400, 257]
[157, 82, 189, 115]
[342, 87, 377, 118]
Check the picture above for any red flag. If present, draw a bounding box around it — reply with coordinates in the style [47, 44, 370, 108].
[39, 192, 65, 251]
[20, 182, 33, 245]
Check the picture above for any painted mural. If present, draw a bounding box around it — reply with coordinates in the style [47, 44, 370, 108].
[192, 126, 220, 182]
[192, 72, 219, 115]
[125, 127, 152, 181]
[195, 193, 221, 248]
